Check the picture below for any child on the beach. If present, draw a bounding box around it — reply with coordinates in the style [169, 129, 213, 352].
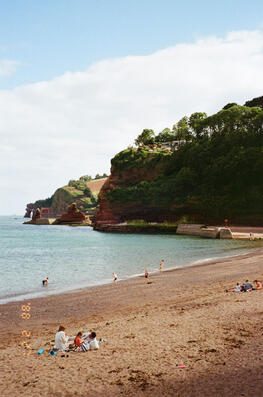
[159, 260, 164, 272]
[74, 332, 84, 348]
[145, 269, 149, 278]
[226, 282, 241, 293]
[254, 280, 262, 289]
[113, 272, 117, 283]
[74, 331, 90, 352]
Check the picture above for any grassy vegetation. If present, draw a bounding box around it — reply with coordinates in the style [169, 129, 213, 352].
[111, 147, 172, 171]
[126, 216, 193, 228]
[32, 176, 105, 214]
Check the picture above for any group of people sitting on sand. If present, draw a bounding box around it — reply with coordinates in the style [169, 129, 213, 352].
[54, 325, 101, 353]
[227, 279, 262, 293]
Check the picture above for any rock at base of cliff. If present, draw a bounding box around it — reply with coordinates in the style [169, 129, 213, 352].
[23, 218, 57, 225]
[56, 203, 86, 224]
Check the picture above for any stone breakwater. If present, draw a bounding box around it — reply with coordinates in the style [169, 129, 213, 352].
[176, 224, 233, 239]
[93, 222, 231, 237]
[94, 222, 263, 240]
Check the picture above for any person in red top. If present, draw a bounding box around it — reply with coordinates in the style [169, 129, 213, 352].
[74, 331, 90, 352]
[254, 280, 262, 290]
[74, 332, 83, 347]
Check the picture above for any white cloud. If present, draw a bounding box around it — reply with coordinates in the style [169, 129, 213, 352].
[1, 30, 263, 214]
[0, 60, 20, 76]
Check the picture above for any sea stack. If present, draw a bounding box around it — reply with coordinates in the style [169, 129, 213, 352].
[56, 202, 86, 224]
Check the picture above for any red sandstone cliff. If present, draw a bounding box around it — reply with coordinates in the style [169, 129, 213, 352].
[94, 156, 169, 227]
[94, 176, 121, 226]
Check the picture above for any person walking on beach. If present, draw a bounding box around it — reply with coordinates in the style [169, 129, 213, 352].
[159, 259, 164, 272]
[113, 272, 117, 283]
[42, 277, 49, 286]
[145, 268, 149, 279]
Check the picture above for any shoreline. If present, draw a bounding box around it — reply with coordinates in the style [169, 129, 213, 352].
[1, 247, 263, 330]
[1, 248, 263, 396]
[0, 247, 261, 305]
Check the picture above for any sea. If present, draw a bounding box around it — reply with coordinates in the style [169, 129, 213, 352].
[0, 216, 262, 304]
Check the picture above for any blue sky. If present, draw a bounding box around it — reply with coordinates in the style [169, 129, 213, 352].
[1, 0, 263, 89]
[1, 1, 263, 214]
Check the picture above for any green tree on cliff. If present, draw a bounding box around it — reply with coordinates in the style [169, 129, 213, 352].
[84, 187, 97, 204]
[79, 175, 92, 182]
[155, 128, 174, 142]
[135, 129, 155, 146]
[188, 112, 207, 137]
[172, 116, 192, 141]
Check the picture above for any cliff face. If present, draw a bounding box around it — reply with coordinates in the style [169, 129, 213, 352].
[50, 187, 79, 216]
[95, 101, 263, 228]
[94, 177, 122, 225]
[95, 149, 179, 226]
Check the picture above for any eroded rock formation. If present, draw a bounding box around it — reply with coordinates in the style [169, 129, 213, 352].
[24, 203, 34, 218]
[56, 203, 86, 224]
[32, 208, 41, 221]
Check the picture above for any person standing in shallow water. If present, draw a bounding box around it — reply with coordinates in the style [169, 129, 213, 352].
[42, 277, 49, 286]
[159, 260, 164, 272]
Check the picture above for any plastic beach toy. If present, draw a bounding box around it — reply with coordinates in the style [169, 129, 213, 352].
[38, 349, 44, 355]
[49, 350, 57, 356]
[178, 365, 186, 369]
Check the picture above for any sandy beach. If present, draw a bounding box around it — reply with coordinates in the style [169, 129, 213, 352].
[0, 250, 263, 397]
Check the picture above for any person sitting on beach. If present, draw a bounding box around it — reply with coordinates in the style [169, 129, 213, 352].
[72, 331, 90, 352]
[73, 331, 99, 351]
[54, 325, 69, 352]
[226, 282, 241, 293]
[83, 331, 99, 350]
[241, 280, 253, 292]
[42, 277, 49, 286]
[254, 280, 262, 290]
[74, 332, 84, 348]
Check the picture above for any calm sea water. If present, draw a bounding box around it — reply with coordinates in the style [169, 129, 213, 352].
[0, 216, 261, 304]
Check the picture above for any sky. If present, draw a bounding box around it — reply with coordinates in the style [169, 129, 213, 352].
[1, 0, 263, 214]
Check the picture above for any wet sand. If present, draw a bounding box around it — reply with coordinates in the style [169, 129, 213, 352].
[0, 250, 263, 397]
